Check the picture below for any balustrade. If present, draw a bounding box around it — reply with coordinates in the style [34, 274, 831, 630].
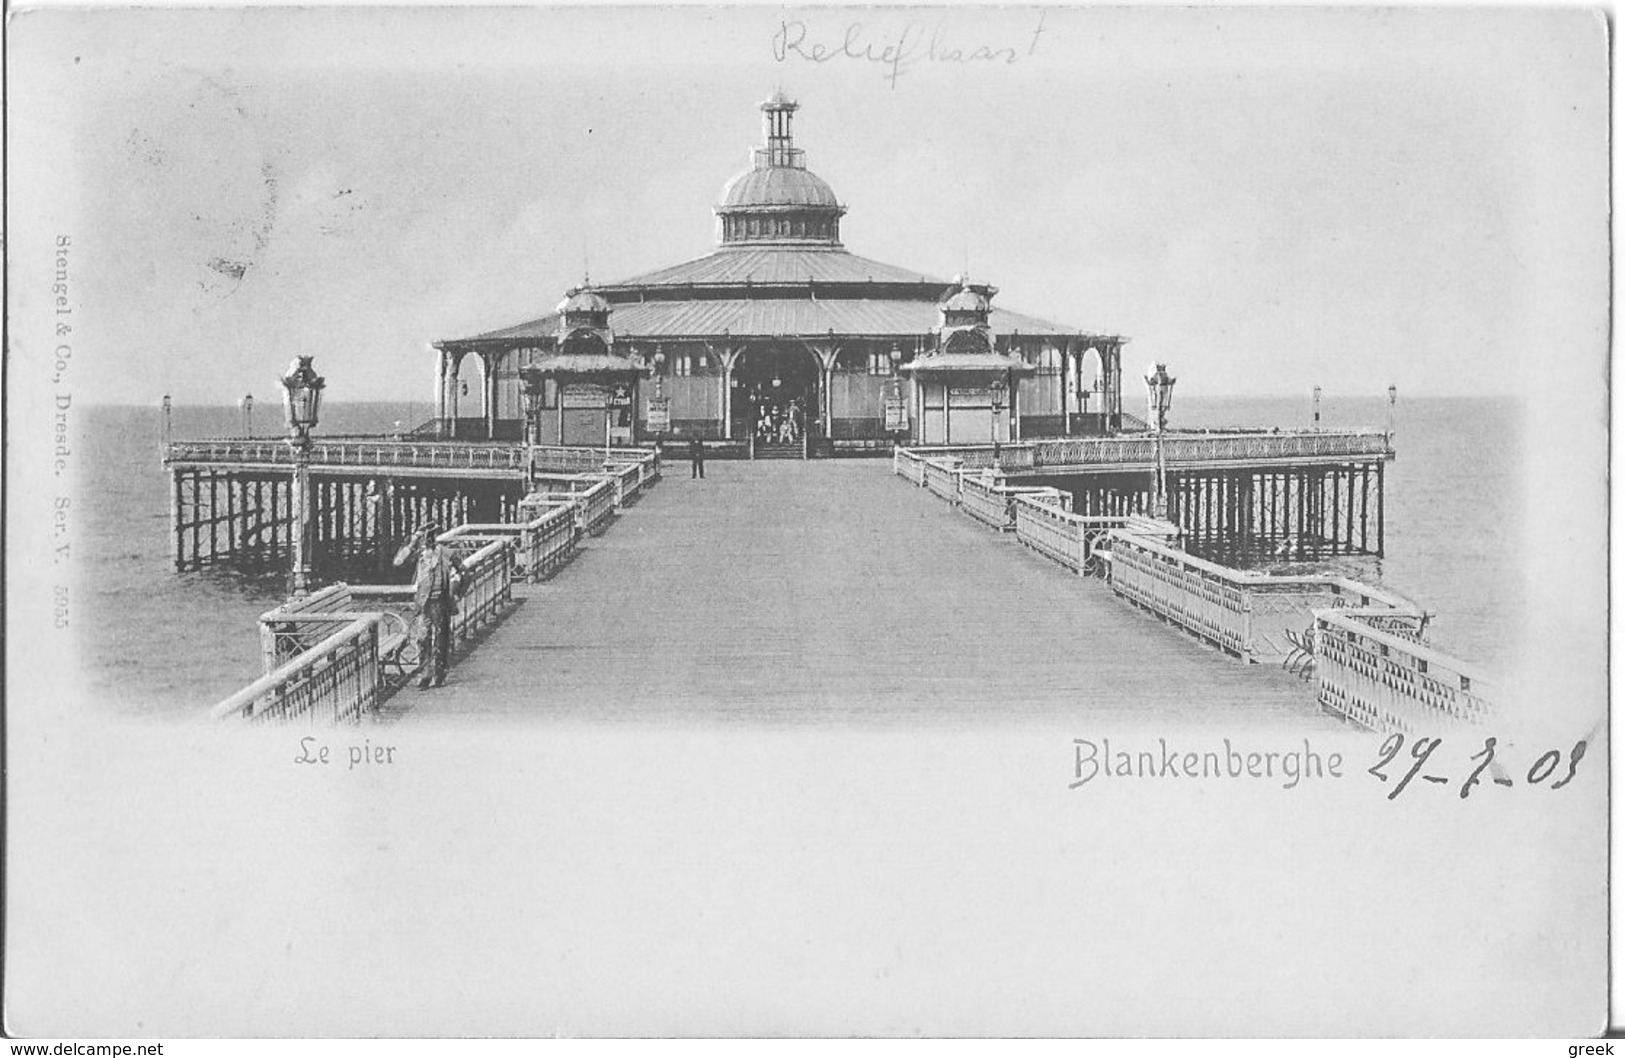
[212, 616, 383, 725]
[1011, 496, 1125, 574]
[1313, 609, 1490, 734]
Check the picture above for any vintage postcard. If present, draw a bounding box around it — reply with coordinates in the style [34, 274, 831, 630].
[4, 5, 1609, 1038]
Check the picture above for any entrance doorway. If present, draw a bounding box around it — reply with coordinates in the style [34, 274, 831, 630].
[730, 346, 821, 446]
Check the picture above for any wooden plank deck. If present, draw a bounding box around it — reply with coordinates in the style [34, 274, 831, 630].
[389, 461, 1342, 728]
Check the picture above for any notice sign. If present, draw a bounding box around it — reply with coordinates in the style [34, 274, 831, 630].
[646, 396, 671, 433]
[884, 390, 908, 431]
[562, 383, 608, 409]
[948, 386, 990, 404]
[609, 382, 633, 407]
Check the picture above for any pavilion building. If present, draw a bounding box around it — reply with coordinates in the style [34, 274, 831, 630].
[431, 92, 1131, 453]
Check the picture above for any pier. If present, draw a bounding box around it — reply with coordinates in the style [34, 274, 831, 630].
[186, 426, 1489, 735]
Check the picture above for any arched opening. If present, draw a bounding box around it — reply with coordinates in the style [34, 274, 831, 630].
[1073, 346, 1105, 435]
[449, 352, 489, 440]
[729, 344, 821, 448]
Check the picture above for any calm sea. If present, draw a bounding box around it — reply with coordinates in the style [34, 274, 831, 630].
[76, 396, 1520, 717]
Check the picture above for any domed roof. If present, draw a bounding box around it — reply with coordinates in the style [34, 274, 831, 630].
[719, 165, 840, 210]
[941, 282, 991, 313]
[556, 287, 611, 315]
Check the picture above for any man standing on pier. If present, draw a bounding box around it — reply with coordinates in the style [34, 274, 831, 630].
[688, 437, 705, 480]
[393, 524, 464, 689]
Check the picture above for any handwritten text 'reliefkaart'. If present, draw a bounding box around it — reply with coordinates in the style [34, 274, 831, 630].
[772, 15, 1046, 90]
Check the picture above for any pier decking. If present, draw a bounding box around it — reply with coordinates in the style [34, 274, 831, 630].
[387, 460, 1338, 728]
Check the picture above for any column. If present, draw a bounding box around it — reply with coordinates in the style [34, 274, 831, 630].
[449, 351, 463, 439]
[1060, 343, 1072, 435]
[482, 350, 499, 440]
[435, 349, 448, 425]
[722, 357, 733, 440]
[821, 362, 834, 438]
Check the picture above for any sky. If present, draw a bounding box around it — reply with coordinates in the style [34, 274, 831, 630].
[9, 6, 1608, 405]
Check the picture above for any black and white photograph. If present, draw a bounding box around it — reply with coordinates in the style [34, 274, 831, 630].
[4, 4, 1610, 1040]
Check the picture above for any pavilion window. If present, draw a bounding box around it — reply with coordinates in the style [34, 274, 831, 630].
[543, 378, 558, 409]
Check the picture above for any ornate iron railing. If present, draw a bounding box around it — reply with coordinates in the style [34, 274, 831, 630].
[221, 530, 518, 723]
[1103, 529, 1426, 664]
[533, 478, 617, 534]
[898, 431, 1393, 474]
[1313, 609, 1491, 734]
[166, 438, 531, 472]
[212, 615, 383, 725]
[488, 500, 581, 581]
[432, 532, 516, 639]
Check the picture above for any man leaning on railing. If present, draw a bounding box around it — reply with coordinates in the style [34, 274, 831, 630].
[393, 524, 466, 690]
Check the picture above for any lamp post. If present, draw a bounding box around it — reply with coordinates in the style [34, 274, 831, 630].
[1386, 384, 1397, 442]
[989, 373, 1007, 460]
[1312, 384, 1322, 429]
[161, 394, 172, 449]
[280, 355, 325, 597]
[652, 350, 667, 448]
[242, 393, 254, 437]
[519, 365, 544, 485]
[1144, 362, 1176, 519]
[887, 345, 904, 440]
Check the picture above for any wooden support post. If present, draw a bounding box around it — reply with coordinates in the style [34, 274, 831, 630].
[1376, 462, 1385, 557]
[1343, 467, 1354, 555]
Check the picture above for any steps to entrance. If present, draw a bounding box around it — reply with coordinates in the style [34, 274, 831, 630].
[753, 442, 805, 460]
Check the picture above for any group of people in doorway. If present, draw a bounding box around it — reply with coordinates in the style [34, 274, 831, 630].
[754, 398, 806, 445]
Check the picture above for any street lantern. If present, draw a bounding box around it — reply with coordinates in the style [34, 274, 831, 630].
[279, 356, 324, 597]
[989, 373, 1008, 454]
[519, 365, 546, 447]
[653, 349, 666, 400]
[1386, 383, 1398, 440]
[889, 344, 902, 374]
[1143, 363, 1177, 519]
[1312, 384, 1322, 428]
[280, 355, 325, 446]
[1144, 362, 1176, 432]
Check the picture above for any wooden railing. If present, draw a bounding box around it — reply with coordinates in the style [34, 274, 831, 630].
[1103, 528, 1425, 664]
[1313, 609, 1491, 734]
[922, 457, 965, 503]
[959, 473, 1070, 530]
[891, 445, 1489, 733]
[212, 615, 383, 724]
[1011, 496, 1133, 575]
[893, 447, 927, 485]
